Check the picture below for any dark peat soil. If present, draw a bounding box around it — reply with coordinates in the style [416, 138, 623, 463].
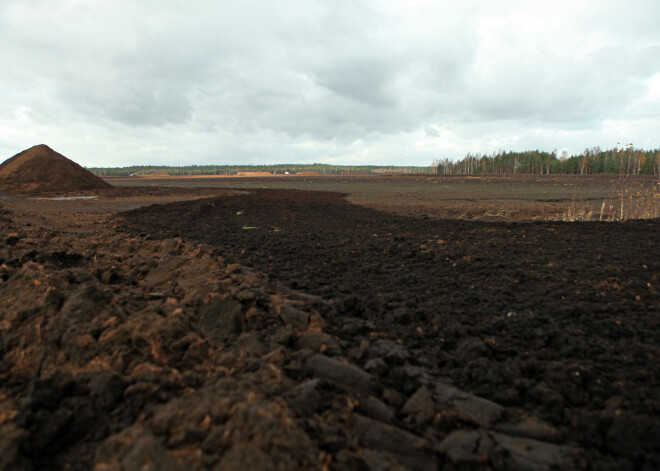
[120, 188, 660, 470]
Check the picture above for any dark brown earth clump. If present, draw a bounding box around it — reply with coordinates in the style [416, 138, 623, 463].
[0, 185, 658, 471]
[0, 144, 112, 195]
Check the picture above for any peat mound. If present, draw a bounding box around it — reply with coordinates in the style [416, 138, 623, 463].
[0, 144, 112, 195]
[236, 171, 273, 177]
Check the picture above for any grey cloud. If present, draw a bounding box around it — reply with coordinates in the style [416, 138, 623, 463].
[1, 0, 659, 167]
[460, 39, 658, 125]
[62, 77, 193, 127]
[313, 58, 398, 108]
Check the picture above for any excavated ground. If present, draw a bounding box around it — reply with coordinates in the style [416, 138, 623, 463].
[0, 186, 658, 470]
[121, 188, 660, 470]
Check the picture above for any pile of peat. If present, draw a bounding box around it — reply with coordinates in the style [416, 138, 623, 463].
[0, 144, 112, 195]
[121, 188, 660, 470]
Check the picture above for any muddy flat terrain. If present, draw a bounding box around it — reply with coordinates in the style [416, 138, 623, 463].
[1, 177, 658, 470]
[109, 173, 660, 221]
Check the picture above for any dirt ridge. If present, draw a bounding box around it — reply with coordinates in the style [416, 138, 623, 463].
[120, 188, 660, 470]
[1, 199, 584, 470]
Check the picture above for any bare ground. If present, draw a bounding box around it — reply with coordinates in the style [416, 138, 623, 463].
[0, 179, 658, 470]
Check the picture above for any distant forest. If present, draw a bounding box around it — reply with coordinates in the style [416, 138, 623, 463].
[89, 163, 432, 177]
[89, 146, 660, 177]
[432, 146, 660, 176]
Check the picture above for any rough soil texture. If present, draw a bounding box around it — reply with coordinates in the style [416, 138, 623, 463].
[0, 186, 657, 471]
[0, 145, 113, 195]
[121, 188, 660, 470]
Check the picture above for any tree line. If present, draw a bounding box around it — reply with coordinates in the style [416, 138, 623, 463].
[432, 146, 660, 176]
[89, 146, 660, 177]
[89, 163, 433, 177]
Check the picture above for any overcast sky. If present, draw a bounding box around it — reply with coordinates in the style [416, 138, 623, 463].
[1, 0, 659, 167]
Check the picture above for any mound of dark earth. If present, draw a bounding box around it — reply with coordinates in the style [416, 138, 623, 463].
[0, 144, 112, 195]
[120, 188, 660, 470]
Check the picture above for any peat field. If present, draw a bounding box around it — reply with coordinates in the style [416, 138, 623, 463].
[120, 188, 660, 469]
